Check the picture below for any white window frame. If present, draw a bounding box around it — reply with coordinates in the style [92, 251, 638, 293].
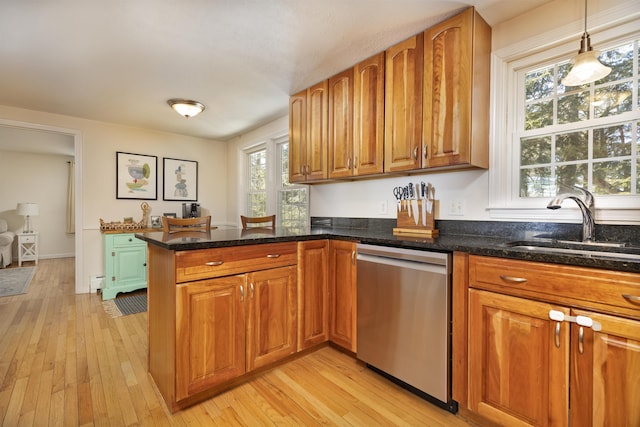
[275, 135, 309, 229]
[489, 4, 640, 225]
[241, 133, 309, 228]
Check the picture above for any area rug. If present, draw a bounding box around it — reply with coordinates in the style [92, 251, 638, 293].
[0, 267, 36, 297]
[102, 291, 147, 318]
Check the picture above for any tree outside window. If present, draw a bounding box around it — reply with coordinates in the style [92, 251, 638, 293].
[519, 39, 639, 198]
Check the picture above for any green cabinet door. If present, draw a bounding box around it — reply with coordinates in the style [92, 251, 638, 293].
[103, 233, 148, 300]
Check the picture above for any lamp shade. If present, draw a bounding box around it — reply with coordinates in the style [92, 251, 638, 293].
[17, 202, 39, 216]
[167, 99, 205, 118]
[561, 49, 611, 87]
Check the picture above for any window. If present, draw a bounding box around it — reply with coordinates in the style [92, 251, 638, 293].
[243, 136, 309, 228]
[277, 141, 308, 229]
[246, 147, 267, 217]
[519, 40, 639, 198]
[489, 10, 640, 223]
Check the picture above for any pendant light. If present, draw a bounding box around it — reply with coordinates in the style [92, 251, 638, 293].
[561, 0, 611, 87]
[167, 99, 206, 118]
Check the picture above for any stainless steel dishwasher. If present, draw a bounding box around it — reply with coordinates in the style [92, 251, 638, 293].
[356, 243, 456, 412]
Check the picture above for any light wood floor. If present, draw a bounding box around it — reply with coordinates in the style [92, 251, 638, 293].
[0, 258, 476, 426]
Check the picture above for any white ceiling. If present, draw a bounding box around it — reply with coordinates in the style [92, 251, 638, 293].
[0, 0, 550, 143]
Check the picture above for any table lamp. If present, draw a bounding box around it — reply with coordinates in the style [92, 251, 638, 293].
[17, 202, 39, 233]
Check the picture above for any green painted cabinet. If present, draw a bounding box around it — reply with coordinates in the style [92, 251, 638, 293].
[103, 233, 147, 300]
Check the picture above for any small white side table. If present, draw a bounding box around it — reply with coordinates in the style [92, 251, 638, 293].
[17, 232, 39, 267]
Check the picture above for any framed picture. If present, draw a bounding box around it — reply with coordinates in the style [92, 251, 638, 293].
[116, 152, 158, 200]
[163, 157, 198, 201]
[150, 215, 161, 228]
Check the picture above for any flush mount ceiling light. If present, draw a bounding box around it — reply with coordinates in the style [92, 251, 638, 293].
[561, 0, 611, 87]
[167, 99, 206, 118]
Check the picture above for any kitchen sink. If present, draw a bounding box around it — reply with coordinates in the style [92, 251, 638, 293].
[501, 239, 640, 261]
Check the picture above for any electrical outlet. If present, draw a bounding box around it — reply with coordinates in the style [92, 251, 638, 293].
[378, 200, 388, 215]
[449, 199, 465, 216]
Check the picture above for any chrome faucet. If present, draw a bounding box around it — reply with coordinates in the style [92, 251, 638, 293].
[547, 186, 595, 242]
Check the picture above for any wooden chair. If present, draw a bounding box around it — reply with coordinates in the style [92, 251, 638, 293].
[162, 215, 211, 233]
[240, 214, 275, 230]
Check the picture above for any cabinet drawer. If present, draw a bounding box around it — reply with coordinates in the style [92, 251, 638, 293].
[469, 255, 640, 313]
[111, 234, 146, 247]
[176, 242, 297, 282]
[21, 235, 36, 244]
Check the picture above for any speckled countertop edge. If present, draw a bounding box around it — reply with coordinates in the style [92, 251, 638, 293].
[135, 219, 640, 274]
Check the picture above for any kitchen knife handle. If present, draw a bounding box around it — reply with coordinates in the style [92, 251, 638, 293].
[499, 275, 528, 284]
[266, 254, 281, 258]
[205, 261, 224, 266]
[622, 294, 640, 304]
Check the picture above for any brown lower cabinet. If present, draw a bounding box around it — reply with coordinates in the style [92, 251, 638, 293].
[328, 240, 357, 352]
[148, 240, 358, 412]
[466, 255, 640, 427]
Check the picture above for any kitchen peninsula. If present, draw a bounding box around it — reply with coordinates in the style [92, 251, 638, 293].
[136, 220, 640, 424]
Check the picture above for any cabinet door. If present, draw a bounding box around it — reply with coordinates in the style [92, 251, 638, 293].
[354, 52, 385, 176]
[328, 240, 357, 352]
[328, 69, 354, 179]
[423, 8, 490, 169]
[175, 275, 246, 400]
[570, 309, 640, 427]
[297, 241, 329, 350]
[306, 80, 329, 181]
[289, 90, 307, 183]
[384, 33, 423, 172]
[247, 266, 297, 371]
[103, 234, 148, 300]
[468, 289, 569, 427]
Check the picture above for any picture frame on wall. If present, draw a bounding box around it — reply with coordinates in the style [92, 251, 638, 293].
[116, 151, 158, 200]
[163, 157, 198, 201]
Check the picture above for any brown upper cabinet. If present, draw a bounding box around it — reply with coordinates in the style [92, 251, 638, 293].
[384, 34, 424, 172]
[423, 7, 491, 170]
[290, 7, 491, 182]
[329, 53, 385, 178]
[289, 81, 329, 183]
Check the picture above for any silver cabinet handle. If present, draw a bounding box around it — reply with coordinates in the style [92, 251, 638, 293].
[352, 250, 356, 264]
[554, 322, 561, 348]
[578, 326, 584, 354]
[499, 275, 528, 284]
[622, 294, 640, 304]
[423, 144, 428, 158]
[413, 146, 418, 159]
[347, 157, 352, 170]
[250, 282, 255, 299]
[240, 285, 244, 302]
[205, 261, 224, 266]
[266, 254, 280, 258]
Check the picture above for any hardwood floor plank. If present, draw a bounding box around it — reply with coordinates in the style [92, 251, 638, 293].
[0, 258, 478, 426]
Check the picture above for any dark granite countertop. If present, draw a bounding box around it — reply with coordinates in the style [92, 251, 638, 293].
[136, 219, 640, 274]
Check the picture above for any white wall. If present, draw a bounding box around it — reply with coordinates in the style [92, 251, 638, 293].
[0, 150, 75, 258]
[0, 105, 227, 293]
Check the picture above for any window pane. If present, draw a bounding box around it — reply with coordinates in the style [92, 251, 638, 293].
[598, 42, 634, 84]
[525, 101, 553, 130]
[556, 130, 588, 162]
[248, 150, 266, 192]
[593, 123, 631, 158]
[520, 167, 552, 197]
[556, 163, 588, 188]
[525, 66, 555, 101]
[594, 82, 633, 118]
[558, 91, 589, 124]
[593, 160, 632, 195]
[247, 193, 266, 216]
[520, 136, 551, 165]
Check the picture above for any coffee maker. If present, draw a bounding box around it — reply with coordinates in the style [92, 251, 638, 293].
[182, 203, 201, 218]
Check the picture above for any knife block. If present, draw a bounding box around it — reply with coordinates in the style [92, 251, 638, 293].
[393, 200, 438, 237]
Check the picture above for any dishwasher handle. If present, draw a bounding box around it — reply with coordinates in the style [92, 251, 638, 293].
[357, 252, 448, 275]
[357, 244, 450, 268]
